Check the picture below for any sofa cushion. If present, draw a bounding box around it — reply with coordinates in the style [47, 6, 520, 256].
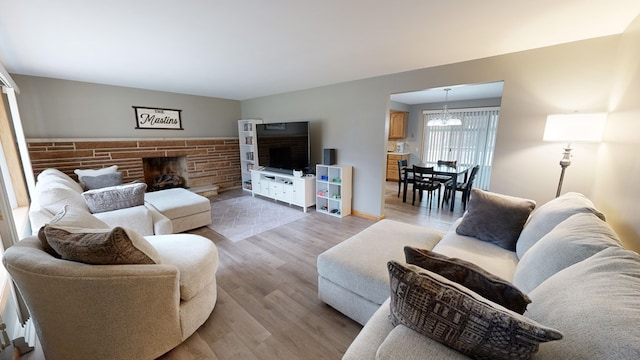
[37, 205, 110, 256]
[456, 189, 535, 251]
[432, 218, 519, 282]
[516, 192, 605, 259]
[317, 219, 443, 308]
[146, 234, 219, 301]
[404, 246, 530, 314]
[512, 212, 621, 294]
[524, 247, 640, 359]
[81, 172, 123, 190]
[35, 182, 89, 214]
[82, 183, 147, 214]
[37, 168, 85, 193]
[43, 225, 160, 265]
[387, 261, 562, 360]
[144, 188, 211, 219]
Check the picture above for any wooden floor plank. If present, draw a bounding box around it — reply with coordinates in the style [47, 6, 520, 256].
[159, 182, 462, 359]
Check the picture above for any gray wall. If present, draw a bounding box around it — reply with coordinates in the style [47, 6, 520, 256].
[13, 75, 241, 138]
[241, 35, 622, 222]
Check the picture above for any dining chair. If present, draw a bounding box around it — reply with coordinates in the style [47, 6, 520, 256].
[397, 159, 414, 197]
[437, 160, 457, 167]
[412, 165, 441, 208]
[434, 160, 457, 182]
[442, 164, 480, 210]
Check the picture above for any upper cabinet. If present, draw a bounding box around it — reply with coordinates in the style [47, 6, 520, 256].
[389, 111, 408, 139]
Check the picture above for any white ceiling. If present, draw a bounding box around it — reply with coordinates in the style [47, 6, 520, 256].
[1, 1, 639, 101]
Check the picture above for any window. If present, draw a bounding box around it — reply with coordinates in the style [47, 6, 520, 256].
[422, 107, 500, 190]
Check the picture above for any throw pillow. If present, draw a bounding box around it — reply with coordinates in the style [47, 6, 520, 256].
[80, 172, 123, 190]
[38, 205, 110, 257]
[82, 182, 147, 214]
[74, 165, 118, 187]
[43, 225, 161, 265]
[387, 261, 563, 360]
[456, 189, 536, 251]
[404, 246, 531, 314]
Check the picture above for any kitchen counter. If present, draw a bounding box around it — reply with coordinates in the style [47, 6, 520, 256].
[387, 152, 411, 155]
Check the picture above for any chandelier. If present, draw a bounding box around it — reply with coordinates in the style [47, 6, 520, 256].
[427, 88, 462, 126]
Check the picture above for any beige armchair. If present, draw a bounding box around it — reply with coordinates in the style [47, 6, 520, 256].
[3, 233, 218, 360]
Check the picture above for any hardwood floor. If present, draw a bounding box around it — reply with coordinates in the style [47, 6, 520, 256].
[18, 181, 464, 360]
[158, 181, 464, 359]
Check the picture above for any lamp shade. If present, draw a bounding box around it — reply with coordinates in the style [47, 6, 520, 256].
[543, 113, 607, 143]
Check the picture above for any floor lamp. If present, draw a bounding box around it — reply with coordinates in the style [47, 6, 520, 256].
[543, 113, 607, 197]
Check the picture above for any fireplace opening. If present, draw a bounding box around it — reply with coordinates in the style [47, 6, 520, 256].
[142, 156, 189, 191]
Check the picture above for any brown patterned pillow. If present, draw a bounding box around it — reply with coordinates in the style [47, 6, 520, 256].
[404, 246, 531, 314]
[82, 182, 147, 214]
[387, 261, 562, 359]
[43, 225, 160, 265]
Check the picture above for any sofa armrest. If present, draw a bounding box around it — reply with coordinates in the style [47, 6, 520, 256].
[145, 203, 173, 234]
[94, 205, 155, 236]
[3, 237, 183, 360]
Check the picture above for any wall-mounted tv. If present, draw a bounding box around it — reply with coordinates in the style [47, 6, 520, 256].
[255, 121, 310, 175]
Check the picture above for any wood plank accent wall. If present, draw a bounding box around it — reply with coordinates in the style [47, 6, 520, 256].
[26, 138, 241, 191]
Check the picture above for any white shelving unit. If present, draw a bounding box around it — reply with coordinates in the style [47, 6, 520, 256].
[316, 164, 352, 217]
[238, 119, 263, 191]
[251, 169, 316, 212]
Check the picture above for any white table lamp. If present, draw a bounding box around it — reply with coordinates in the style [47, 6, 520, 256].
[543, 113, 607, 197]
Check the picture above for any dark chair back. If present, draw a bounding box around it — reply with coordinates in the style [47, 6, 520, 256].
[437, 160, 457, 167]
[412, 165, 441, 207]
[397, 159, 408, 181]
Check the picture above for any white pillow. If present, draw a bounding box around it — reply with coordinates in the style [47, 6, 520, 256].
[74, 165, 118, 180]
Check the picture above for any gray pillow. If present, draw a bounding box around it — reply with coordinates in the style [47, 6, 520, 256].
[405, 246, 531, 314]
[387, 261, 562, 359]
[43, 225, 160, 265]
[456, 189, 536, 251]
[80, 172, 123, 190]
[512, 212, 621, 294]
[82, 182, 147, 214]
[525, 247, 640, 359]
[516, 192, 605, 259]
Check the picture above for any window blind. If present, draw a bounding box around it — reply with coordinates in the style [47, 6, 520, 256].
[421, 107, 500, 190]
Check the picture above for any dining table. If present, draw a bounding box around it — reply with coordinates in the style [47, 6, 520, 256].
[402, 163, 471, 211]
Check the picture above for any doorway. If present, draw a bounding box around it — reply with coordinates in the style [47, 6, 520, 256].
[385, 81, 504, 214]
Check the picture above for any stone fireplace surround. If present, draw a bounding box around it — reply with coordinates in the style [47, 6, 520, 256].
[27, 138, 241, 196]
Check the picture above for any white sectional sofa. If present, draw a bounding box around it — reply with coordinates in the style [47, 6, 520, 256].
[29, 168, 172, 236]
[318, 191, 640, 359]
[28, 168, 212, 236]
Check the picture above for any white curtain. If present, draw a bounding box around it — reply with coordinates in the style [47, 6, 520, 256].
[421, 107, 500, 190]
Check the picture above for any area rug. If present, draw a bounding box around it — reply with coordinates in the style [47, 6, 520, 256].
[208, 196, 309, 242]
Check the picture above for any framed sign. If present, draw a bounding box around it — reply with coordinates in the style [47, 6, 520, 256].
[133, 106, 183, 130]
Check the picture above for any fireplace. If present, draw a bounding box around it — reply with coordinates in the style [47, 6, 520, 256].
[143, 156, 189, 191]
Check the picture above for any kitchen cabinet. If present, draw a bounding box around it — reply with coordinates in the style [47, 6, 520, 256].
[389, 111, 408, 139]
[386, 153, 410, 181]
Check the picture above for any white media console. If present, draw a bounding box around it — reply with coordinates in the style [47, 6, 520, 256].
[250, 169, 316, 212]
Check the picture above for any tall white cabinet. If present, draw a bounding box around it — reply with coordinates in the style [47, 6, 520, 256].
[238, 119, 263, 191]
[316, 165, 352, 217]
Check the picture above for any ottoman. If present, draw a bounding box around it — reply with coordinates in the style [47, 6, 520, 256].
[144, 188, 212, 233]
[317, 219, 443, 325]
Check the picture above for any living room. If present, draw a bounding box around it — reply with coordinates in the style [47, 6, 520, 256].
[1, 2, 640, 359]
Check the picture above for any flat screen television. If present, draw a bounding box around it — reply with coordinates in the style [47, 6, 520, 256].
[255, 121, 310, 175]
